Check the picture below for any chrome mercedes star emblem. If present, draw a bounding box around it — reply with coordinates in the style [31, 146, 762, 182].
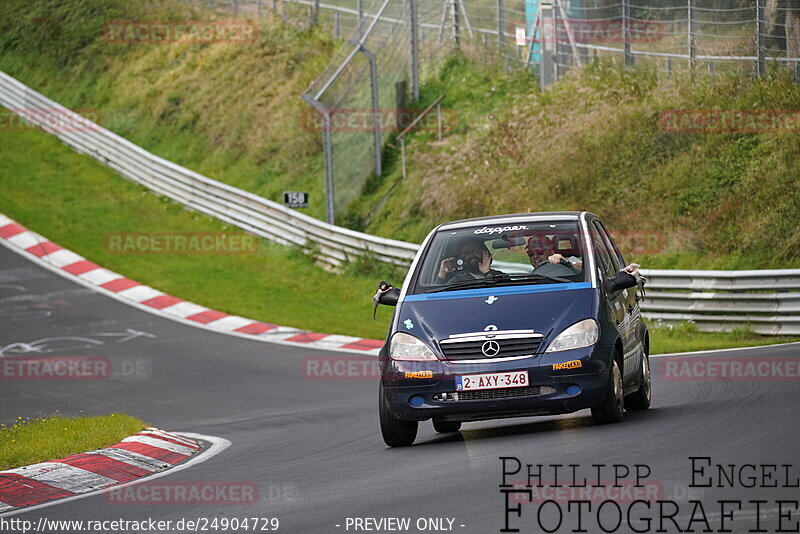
[481, 340, 500, 357]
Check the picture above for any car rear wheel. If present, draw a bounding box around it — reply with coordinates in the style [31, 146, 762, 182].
[432, 418, 462, 433]
[625, 347, 651, 411]
[379, 383, 418, 447]
[591, 356, 624, 425]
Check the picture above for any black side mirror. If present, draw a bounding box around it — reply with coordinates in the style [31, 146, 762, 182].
[379, 287, 400, 306]
[607, 270, 638, 292]
[373, 281, 400, 319]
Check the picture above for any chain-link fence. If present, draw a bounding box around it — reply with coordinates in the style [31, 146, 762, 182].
[192, 0, 800, 223]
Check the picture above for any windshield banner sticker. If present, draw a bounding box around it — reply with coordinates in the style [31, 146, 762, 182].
[473, 225, 529, 236]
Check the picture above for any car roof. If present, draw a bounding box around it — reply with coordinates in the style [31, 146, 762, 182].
[438, 211, 596, 231]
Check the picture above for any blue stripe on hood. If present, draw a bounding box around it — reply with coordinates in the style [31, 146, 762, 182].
[403, 282, 593, 302]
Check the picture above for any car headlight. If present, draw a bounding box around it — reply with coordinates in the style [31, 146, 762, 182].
[389, 332, 438, 361]
[545, 319, 599, 353]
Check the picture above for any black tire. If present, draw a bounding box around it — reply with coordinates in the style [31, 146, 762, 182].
[432, 418, 462, 433]
[591, 355, 624, 425]
[625, 346, 651, 412]
[379, 383, 418, 447]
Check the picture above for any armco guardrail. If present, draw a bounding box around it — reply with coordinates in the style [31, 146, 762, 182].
[1, 71, 799, 335]
[0, 71, 418, 270]
[640, 269, 800, 336]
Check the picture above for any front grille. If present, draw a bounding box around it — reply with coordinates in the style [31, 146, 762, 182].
[434, 386, 555, 402]
[440, 337, 542, 361]
[458, 386, 542, 401]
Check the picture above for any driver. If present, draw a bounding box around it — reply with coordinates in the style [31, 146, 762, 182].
[526, 236, 578, 274]
[436, 237, 505, 284]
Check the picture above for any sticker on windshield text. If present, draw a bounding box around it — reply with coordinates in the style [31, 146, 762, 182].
[473, 225, 529, 236]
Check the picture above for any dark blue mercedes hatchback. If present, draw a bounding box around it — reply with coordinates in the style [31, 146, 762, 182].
[377, 212, 651, 447]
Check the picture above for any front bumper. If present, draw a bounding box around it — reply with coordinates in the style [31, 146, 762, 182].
[381, 347, 609, 422]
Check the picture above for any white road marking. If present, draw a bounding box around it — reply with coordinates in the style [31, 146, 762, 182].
[4, 462, 116, 493]
[0, 433, 231, 517]
[118, 435, 197, 456]
[160, 301, 208, 319]
[116, 285, 163, 303]
[78, 268, 122, 285]
[40, 249, 84, 268]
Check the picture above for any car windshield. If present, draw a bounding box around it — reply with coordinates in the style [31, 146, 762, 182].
[410, 220, 587, 294]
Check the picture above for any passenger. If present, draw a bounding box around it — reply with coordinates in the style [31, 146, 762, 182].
[525, 236, 579, 274]
[436, 237, 505, 284]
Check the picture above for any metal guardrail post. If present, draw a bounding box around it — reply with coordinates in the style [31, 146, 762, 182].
[408, 0, 420, 101]
[756, 0, 766, 77]
[302, 95, 336, 224]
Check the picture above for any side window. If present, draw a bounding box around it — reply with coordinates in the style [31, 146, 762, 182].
[595, 220, 625, 269]
[590, 223, 616, 278]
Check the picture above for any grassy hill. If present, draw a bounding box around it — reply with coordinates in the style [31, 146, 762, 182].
[2, 0, 798, 269]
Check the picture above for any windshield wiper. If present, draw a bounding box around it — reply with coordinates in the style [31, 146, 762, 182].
[428, 278, 498, 293]
[505, 273, 573, 284]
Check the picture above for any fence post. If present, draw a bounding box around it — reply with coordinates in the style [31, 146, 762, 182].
[756, 0, 766, 77]
[408, 0, 420, 101]
[540, 1, 555, 89]
[357, 45, 383, 177]
[311, 0, 320, 25]
[688, 0, 696, 78]
[358, 0, 365, 32]
[451, 0, 460, 49]
[497, 0, 505, 54]
[302, 95, 336, 225]
[622, 0, 633, 66]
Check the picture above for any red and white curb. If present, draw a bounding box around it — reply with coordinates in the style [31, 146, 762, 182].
[0, 427, 214, 515]
[0, 213, 384, 355]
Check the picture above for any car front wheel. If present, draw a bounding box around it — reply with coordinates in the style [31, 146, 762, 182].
[379, 383, 418, 447]
[432, 418, 461, 433]
[625, 348, 651, 411]
[591, 356, 624, 425]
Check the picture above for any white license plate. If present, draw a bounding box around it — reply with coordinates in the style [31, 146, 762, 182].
[455, 371, 529, 391]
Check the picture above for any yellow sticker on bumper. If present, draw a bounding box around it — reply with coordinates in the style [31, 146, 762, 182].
[552, 360, 582, 370]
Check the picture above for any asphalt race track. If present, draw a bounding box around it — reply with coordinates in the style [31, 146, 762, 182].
[2, 243, 799, 534]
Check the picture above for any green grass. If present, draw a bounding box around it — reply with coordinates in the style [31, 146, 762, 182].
[0, 414, 146, 470]
[650, 322, 799, 355]
[1, 125, 798, 352]
[346, 56, 800, 270]
[0, 127, 395, 340]
[1, 0, 798, 353]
